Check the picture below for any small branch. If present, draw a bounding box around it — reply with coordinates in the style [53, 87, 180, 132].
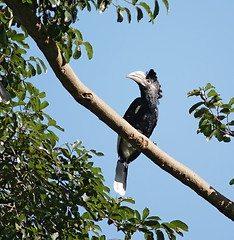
[0, 51, 11, 58]
[6, 0, 234, 221]
[226, 114, 234, 136]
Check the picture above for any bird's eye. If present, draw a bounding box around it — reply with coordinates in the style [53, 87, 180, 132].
[146, 78, 151, 83]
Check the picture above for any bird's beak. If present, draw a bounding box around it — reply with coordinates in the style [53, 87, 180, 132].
[126, 71, 146, 87]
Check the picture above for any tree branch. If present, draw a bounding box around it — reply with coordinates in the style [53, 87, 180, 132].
[6, 0, 234, 221]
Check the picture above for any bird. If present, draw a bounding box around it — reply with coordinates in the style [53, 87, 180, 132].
[114, 69, 162, 196]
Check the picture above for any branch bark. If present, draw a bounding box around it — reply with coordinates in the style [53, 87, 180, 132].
[6, 0, 234, 221]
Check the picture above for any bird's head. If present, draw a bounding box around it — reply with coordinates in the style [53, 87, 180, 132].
[126, 69, 162, 105]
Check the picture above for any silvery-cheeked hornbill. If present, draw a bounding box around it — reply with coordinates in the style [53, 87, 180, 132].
[114, 69, 162, 196]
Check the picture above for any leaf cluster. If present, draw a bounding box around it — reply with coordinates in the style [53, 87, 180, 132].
[34, 0, 169, 26]
[1, 1, 188, 238]
[107, 204, 188, 240]
[0, 83, 188, 239]
[0, 4, 47, 89]
[3, 0, 169, 64]
[187, 83, 234, 143]
[116, 0, 162, 24]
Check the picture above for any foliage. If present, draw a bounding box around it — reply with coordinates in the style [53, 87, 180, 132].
[0, 0, 189, 238]
[187, 83, 234, 143]
[230, 178, 234, 186]
[0, 0, 169, 65]
[0, 82, 188, 239]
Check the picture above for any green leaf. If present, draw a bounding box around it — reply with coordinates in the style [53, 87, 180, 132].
[90, 149, 104, 156]
[73, 29, 83, 41]
[27, 62, 36, 76]
[36, 62, 42, 75]
[17, 40, 29, 49]
[144, 220, 160, 228]
[140, 2, 154, 23]
[85, 0, 92, 11]
[217, 115, 226, 121]
[228, 120, 234, 126]
[142, 207, 150, 220]
[199, 117, 208, 128]
[132, 0, 138, 5]
[136, 7, 143, 22]
[64, 11, 72, 23]
[135, 210, 141, 220]
[121, 197, 135, 204]
[140, 2, 151, 14]
[221, 104, 231, 109]
[38, 58, 47, 73]
[220, 108, 230, 114]
[205, 83, 215, 91]
[123, 8, 131, 23]
[39, 92, 46, 98]
[189, 101, 204, 114]
[29, 56, 36, 61]
[162, 0, 169, 14]
[117, 7, 123, 23]
[215, 129, 223, 142]
[210, 95, 222, 105]
[73, 46, 82, 59]
[100, 235, 105, 240]
[200, 122, 212, 137]
[187, 89, 201, 97]
[206, 129, 216, 141]
[15, 45, 27, 54]
[11, 33, 25, 42]
[98, 0, 111, 13]
[229, 178, 234, 185]
[228, 97, 234, 106]
[144, 232, 153, 240]
[54, 124, 64, 131]
[29, 96, 39, 111]
[83, 41, 93, 60]
[170, 220, 188, 232]
[223, 134, 231, 143]
[156, 230, 165, 240]
[194, 107, 208, 119]
[153, 0, 160, 19]
[48, 118, 56, 126]
[207, 89, 218, 97]
[147, 216, 161, 221]
[0, 24, 8, 47]
[40, 100, 49, 109]
[161, 223, 176, 240]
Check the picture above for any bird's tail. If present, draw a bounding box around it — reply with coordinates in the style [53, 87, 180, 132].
[114, 158, 128, 196]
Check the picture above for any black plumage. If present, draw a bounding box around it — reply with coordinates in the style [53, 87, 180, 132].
[114, 69, 162, 196]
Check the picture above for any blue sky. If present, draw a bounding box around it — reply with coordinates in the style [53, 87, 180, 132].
[31, 0, 234, 239]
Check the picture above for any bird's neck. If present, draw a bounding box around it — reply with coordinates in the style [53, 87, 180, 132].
[140, 90, 159, 109]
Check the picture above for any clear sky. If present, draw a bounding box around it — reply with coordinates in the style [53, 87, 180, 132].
[31, 0, 234, 239]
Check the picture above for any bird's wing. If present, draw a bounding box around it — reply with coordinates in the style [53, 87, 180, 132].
[123, 97, 157, 138]
[123, 97, 143, 125]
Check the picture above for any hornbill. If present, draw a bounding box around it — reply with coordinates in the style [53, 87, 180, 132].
[114, 69, 162, 196]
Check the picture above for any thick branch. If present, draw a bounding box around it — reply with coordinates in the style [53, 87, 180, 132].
[6, 0, 234, 221]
